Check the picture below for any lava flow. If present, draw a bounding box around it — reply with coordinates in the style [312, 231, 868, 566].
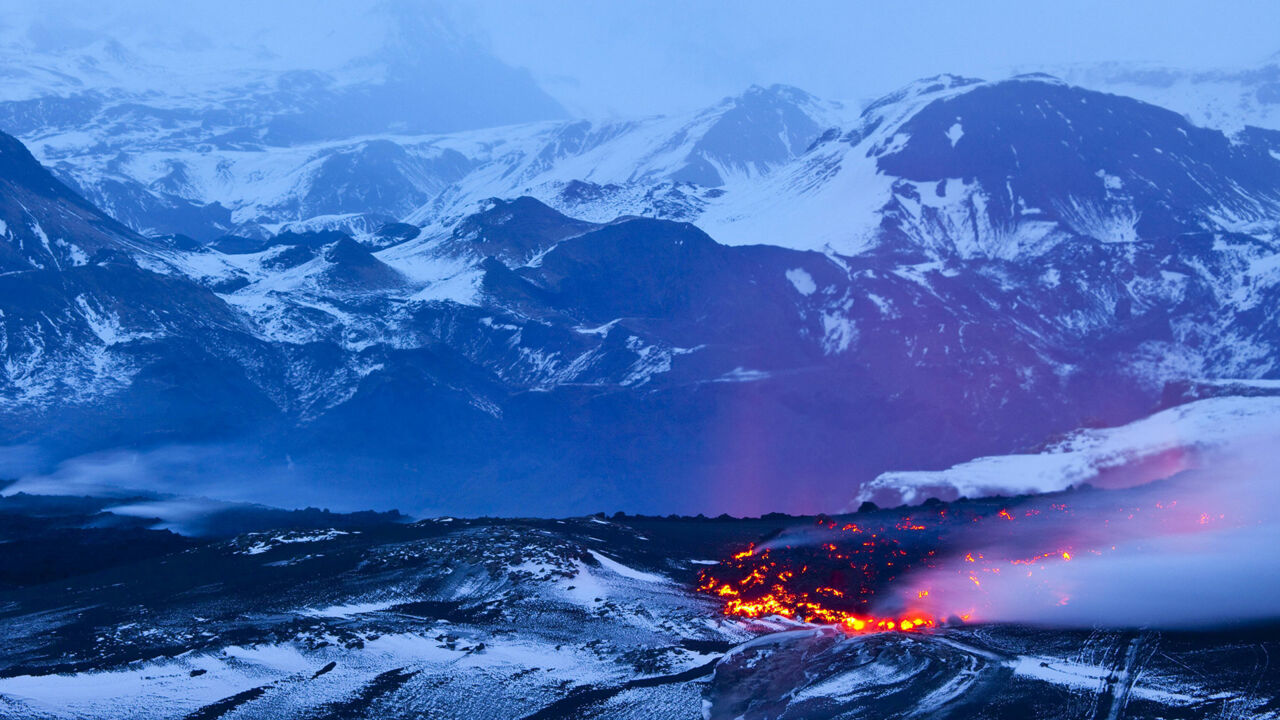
[696, 491, 1229, 634]
[696, 515, 945, 633]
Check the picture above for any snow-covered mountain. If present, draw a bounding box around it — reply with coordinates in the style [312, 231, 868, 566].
[3, 70, 1280, 516]
[0, 1, 567, 240]
[0, 131, 273, 437]
[1038, 57, 1280, 135]
[21, 72, 1280, 266]
[16, 83, 846, 240]
[0, 3, 566, 142]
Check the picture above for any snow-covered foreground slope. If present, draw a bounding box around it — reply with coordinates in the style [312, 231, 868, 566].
[703, 625, 1276, 720]
[0, 516, 745, 719]
[0, 509, 1274, 719]
[860, 393, 1280, 507]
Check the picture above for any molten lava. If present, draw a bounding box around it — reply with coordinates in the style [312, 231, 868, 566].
[697, 495, 1224, 634]
[696, 514, 945, 633]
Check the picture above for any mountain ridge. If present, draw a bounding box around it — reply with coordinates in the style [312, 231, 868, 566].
[1, 72, 1280, 516]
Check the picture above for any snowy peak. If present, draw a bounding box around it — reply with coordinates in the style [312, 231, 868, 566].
[6, 67, 1280, 515]
[6, 111, 1280, 514]
[526, 217, 724, 319]
[12, 78, 851, 242]
[0, 130, 81, 199]
[671, 84, 846, 186]
[0, 130, 264, 420]
[438, 196, 599, 266]
[0, 4, 568, 144]
[10, 55, 1280, 267]
[0, 129, 153, 272]
[292, 139, 473, 220]
[711, 73, 1280, 258]
[857, 74, 984, 133]
[873, 76, 1280, 257]
[320, 235, 404, 290]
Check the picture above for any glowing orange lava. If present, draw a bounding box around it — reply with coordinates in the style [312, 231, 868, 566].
[695, 514, 944, 633]
[697, 497, 1222, 634]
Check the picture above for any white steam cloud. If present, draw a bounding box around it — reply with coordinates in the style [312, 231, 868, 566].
[877, 402, 1280, 629]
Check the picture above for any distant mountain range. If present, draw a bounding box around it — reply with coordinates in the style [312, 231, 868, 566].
[2, 64, 1280, 516]
[1033, 58, 1280, 135]
[10, 54, 1280, 247]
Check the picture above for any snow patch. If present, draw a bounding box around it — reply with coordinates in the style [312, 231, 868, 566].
[238, 529, 354, 555]
[859, 395, 1280, 506]
[820, 298, 857, 355]
[303, 600, 398, 618]
[587, 550, 670, 584]
[1095, 169, 1124, 192]
[785, 267, 817, 296]
[715, 367, 771, 383]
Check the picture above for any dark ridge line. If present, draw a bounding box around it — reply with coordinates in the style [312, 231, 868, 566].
[182, 685, 269, 720]
[307, 667, 420, 720]
[520, 656, 721, 720]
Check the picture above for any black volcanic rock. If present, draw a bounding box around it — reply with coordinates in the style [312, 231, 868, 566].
[374, 221, 421, 247]
[324, 236, 379, 265]
[320, 236, 403, 289]
[441, 196, 598, 266]
[208, 234, 269, 254]
[260, 243, 317, 270]
[274, 229, 352, 249]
